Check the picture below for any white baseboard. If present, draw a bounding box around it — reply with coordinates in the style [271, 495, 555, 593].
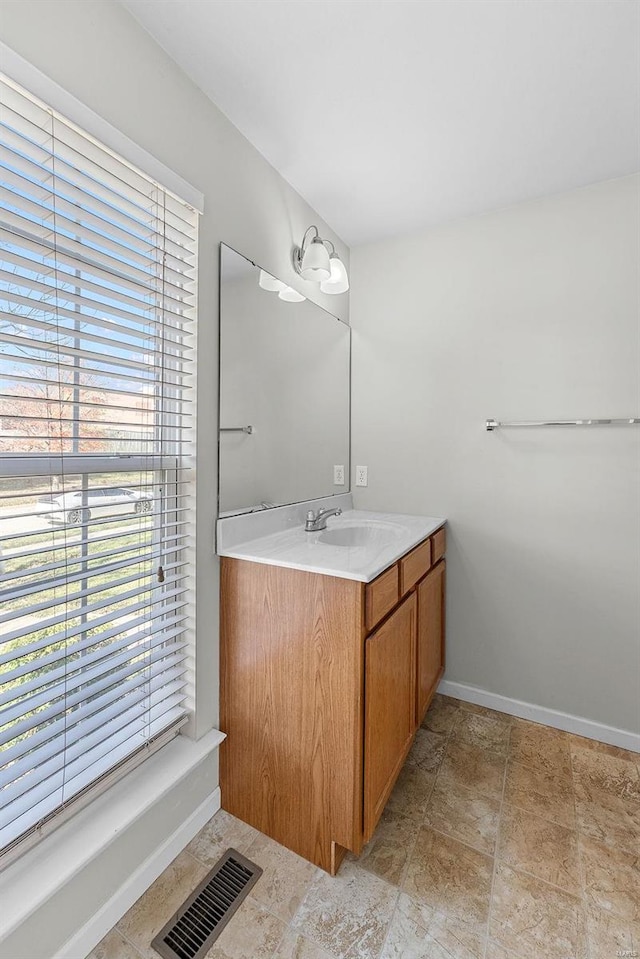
[438, 680, 640, 753]
[55, 788, 221, 959]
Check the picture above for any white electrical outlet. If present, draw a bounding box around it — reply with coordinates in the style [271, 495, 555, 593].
[333, 464, 345, 486]
[355, 465, 368, 487]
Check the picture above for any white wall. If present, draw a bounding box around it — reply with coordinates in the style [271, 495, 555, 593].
[351, 175, 639, 737]
[0, 1, 348, 954]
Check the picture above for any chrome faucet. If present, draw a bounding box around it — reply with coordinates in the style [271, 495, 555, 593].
[305, 506, 342, 532]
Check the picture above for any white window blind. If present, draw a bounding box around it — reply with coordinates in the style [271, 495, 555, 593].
[0, 74, 198, 857]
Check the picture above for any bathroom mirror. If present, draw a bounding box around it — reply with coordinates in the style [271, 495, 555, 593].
[218, 244, 350, 516]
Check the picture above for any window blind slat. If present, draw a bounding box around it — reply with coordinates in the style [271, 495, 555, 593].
[0, 157, 197, 269]
[0, 676, 187, 811]
[0, 247, 196, 327]
[2, 696, 188, 850]
[0, 176, 197, 279]
[0, 671, 187, 791]
[0, 223, 195, 309]
[0, 581, 186, 657]
[0, 640, 187, 748]
[1, 620, 188, 719]
[0, 70, 197, 857]
[0, 211, 196, 302]
[1, 604, 189, 690]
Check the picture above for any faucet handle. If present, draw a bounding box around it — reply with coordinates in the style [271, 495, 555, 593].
[306, 509, 316, 521]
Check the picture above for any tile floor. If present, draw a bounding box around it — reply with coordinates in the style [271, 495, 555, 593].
[89, 695, 640, 959]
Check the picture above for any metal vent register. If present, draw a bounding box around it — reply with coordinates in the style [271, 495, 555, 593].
[151, 849, 262, 959]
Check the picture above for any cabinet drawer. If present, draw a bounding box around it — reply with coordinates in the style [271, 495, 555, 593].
[432, 527, 446, 564]
[365, 564, 399, 631]
[400, 539, 432, 595]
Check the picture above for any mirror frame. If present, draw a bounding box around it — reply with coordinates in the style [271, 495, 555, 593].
[217, 243, 351, 518]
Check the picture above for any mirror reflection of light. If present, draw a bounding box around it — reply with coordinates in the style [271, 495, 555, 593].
[258, 269, 286, 293]
[278, 286, 306, 302]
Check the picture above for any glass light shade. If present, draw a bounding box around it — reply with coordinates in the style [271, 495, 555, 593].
[278, 286, 306, 302]
[320, 254, 349, 294]
[259, 269, 285, 293]
[299, 236, 331, 282]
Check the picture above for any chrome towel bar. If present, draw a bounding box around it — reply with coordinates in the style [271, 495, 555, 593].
[486, 417, 640, 431]
[220, 425, 254, 434]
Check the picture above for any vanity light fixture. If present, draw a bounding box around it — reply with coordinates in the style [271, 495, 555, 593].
[293, 226, 349, 294]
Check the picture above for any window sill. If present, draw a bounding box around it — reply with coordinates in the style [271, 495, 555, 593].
[0, 727, 225, 946]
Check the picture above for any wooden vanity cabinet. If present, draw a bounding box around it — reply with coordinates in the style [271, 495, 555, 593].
[364, 593, 416, 840]
[220, 524, 446, 875]
[416, 560, 446, 726]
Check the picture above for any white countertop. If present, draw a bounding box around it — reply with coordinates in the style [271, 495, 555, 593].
[217, 504, 446, 583]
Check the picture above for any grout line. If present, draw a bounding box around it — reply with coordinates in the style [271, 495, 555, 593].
[481, 717, 511, 959]
[569, 738, 592, 959]
[376, 705, 457, 959]
[112, 924, 147, 959]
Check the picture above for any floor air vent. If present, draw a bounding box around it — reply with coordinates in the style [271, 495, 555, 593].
[151, 849, 262, 959]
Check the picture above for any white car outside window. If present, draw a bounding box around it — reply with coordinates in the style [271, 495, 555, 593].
[46, 488, 153, 525]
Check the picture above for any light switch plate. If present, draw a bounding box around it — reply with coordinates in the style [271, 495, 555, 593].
[333, 464, 345, 486]
[355, 465, 368, 487]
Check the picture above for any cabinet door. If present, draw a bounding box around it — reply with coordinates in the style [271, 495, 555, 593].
[416, 560, 446, 726]
[363, 593, 417, 840]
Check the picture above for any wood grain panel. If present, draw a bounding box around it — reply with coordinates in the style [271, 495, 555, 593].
[365, 564, 399, 631]
[416, 560, 446, 726]
[432, 526, 446, 564]
[220, 558, 365, 873]
[363, 593, 417, 841]
[400, 539, 432, 594]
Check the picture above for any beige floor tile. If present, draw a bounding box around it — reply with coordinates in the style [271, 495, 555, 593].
[385, 762, 436, 821]
[509, 718, 572, 775]
[570, 734, 640, 765]
[205, 898, 286, 959]
[424, 781, 500, 854]
[379, 891, 485, 959]
[496, 803, 580, 894]
[349, 808, 417, 886]
[571, 744, 640, 803]
[580, 835, 640, 922]
[585, 901, 640, 959]
[403, 826, 493, 925]
[291, 860, 397, 959]
[451, 711, 511, 756]
[273, 929, 339, 959]
[574, 779, 640, 854]
[244, 833, 320, 922]
[489, 862, 588, 959]
[484, 941, 526, 959]
[504, 760, 576, 828]
[117, 851, 208, 959]
[87, 929, 143, 959]
[438, 738, 506, 800]
[186, 809, 261, 867]
[421, 694, 460, 735]
[405, 727, 448, 771]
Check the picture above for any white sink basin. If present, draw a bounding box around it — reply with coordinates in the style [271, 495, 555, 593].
[319, 525, 377, 547]
[318, 520, 404, 548]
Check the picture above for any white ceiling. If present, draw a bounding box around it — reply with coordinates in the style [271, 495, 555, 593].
[122, 0, 640, 247]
